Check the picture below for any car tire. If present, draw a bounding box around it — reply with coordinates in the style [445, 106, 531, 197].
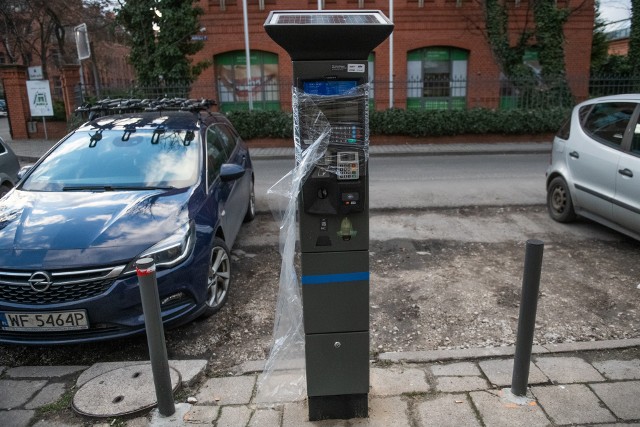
[0, 183, 12, 199]
[547, 177, 576, 223]
[243, 179, 256, 223]
[200, 237, 231, 318]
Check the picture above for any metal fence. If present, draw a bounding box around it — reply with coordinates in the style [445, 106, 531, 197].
[73, 74, 640, 113]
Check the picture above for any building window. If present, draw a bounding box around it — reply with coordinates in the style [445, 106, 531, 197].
[499, 49, 541, 109]
[215, 50, 280, 112]
[407, 47, 468, 110]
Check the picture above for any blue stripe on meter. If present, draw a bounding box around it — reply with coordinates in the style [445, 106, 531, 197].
[301, 272, 369, 285]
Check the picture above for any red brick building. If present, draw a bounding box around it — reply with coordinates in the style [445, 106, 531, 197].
[192, 0, 595, 112]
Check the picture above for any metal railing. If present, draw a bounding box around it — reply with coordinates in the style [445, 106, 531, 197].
[73, 74, 640, 113]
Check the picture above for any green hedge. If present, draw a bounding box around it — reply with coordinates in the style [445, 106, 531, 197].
[226, 107, 569, 140]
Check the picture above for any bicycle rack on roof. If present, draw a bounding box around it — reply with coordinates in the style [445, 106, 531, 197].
[74, 98, 217, 122]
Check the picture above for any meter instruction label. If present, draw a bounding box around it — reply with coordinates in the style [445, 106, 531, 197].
[347, 64, 365, 73]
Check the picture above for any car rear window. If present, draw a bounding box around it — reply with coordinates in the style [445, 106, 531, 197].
[582, 102, 635, 147]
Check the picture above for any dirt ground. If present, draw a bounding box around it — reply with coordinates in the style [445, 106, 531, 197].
[1, 206, 639, 377]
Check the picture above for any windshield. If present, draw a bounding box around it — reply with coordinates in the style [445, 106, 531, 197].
[22, 129, 201, 192]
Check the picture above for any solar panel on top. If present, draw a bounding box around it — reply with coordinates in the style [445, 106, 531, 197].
[276, 14, 380, 24]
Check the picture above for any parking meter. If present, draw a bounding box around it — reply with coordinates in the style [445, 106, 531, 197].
[265, 11, 393, 420]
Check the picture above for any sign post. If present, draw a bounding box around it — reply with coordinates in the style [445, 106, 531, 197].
[26, 80, 54, 140]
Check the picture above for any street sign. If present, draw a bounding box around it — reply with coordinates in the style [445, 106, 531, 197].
[26, 80, 54, 117]
[74, 23, 91, 60]
[28, 66, 43, 80]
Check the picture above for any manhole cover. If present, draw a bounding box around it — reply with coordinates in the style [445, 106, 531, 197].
[72, 363, 181, 418]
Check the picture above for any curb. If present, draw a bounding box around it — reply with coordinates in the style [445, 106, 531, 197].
[377, 338, 640, 363]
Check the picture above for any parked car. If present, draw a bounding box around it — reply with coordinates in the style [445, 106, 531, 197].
[0, 136, 20, 198]
[0, 100, 7, 117]
[546, 94, 640, 240]
[0, 107, 255, 344]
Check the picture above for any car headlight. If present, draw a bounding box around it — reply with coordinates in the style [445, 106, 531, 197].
[124, 222, 195, 274]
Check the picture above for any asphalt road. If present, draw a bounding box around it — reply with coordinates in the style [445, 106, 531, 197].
[253, 153, 549, 212]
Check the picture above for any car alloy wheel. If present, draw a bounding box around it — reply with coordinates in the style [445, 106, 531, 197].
[203, 238, 231, 316]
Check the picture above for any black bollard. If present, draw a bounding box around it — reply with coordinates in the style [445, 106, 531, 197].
[511, 239, 544, 397]
[136, 258, 176, 416]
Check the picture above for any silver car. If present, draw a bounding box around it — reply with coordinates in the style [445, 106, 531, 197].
[0, 137, 20, 198]
[546, 94, 640, 240]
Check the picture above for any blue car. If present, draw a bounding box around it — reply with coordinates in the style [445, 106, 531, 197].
[0, 110, 255, 344]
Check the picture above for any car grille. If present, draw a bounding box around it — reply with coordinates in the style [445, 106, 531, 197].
[0, 266, 126, 305]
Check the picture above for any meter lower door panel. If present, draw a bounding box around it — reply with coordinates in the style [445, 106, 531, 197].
[301, 251, 369, 334]
[305, 331, 369, 397]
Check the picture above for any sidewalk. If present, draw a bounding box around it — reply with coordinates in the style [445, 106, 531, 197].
[4, 136, 552, 164]
[1, 339, 639, 426]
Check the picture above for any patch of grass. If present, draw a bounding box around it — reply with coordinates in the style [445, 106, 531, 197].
[34, 387, 74, 416]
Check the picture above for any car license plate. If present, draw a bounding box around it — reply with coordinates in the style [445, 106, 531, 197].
[0, 310, 89, 331]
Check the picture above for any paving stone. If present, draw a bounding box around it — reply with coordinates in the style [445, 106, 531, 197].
[254, 371, 306, 404]
[431, 362, 480, 376]
[123, 417, 150, 426]
[25, 382, 66, 409]
[379, 345, 548, 363]
[147, 402, 191, 427]
[351, 397, 411, 427]
[478, 359, 548, 387]
[534, 356, 605, 383]
[233, 360, 266, 375]
[182, 405, 219, 425]
[0, 379, 47, 409]
[249, 407, 282, 427]
[32, 419, 83, 427]
[6, 366, 86, 378]
[593, 359, 640, 380]
[591, 381, 640, 420]
[469, 389, 550, 427]
[1, 409, 35, 427]
[595, 424, 640, 427]
[436, 376, 489, 392]
[415, 394, 481, 427]
[195, 375, 255, 405]
[216, 406, 252, 427]
[531, 384, 615, 425]
[370, 367, 431, 396]
[542, 338, 640, 353]
[166, 360, 207, 387]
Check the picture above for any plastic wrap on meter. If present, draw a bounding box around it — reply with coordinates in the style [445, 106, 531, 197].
[256, 84, 370, 403]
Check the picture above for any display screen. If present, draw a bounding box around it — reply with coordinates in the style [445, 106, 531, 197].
[303, 80, 358, 96]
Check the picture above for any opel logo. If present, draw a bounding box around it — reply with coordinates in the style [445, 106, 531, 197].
[28, 271, 53, 292]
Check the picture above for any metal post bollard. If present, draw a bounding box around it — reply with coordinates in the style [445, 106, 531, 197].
[136, 258, 176, 416]
[511, 239, 544, 397]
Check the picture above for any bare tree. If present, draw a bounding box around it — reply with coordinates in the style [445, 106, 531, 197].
[0, 0, 112, 76]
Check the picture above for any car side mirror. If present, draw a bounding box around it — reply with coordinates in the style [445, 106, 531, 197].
[17, 165, 33, 181]
[219, 163, 246, 182]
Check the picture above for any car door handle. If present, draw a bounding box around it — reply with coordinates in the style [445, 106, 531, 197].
[569, 151, 580, 159]
[618, 168, 633, 178]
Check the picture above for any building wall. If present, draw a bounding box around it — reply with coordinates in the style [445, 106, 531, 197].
[193, 0, 595, 111]
[608, 38, 629, 56]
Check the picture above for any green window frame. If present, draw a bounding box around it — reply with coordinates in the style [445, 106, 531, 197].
[215, 50, 280, 112]
[407, 47, 468, 110]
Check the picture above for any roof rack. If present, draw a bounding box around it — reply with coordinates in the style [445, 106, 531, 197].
[74, 98, 217, 121]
